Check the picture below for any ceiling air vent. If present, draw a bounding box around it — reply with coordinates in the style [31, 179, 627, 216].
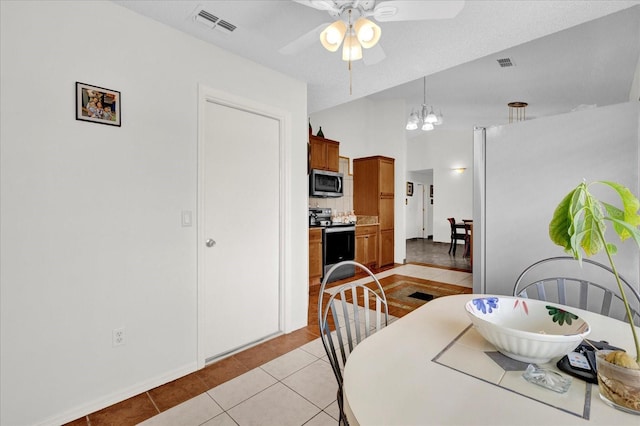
[496, 57, 514, 68]
[194, 9, 236, 33]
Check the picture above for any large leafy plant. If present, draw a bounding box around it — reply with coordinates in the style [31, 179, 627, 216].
[549, 180, 640, 363]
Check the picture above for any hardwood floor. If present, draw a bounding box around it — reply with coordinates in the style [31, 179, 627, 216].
[406, 238, 471, 272]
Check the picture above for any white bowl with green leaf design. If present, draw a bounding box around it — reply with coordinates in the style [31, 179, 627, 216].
[465, 296, 591, 363]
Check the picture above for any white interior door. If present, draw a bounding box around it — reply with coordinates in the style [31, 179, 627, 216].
[406, 183, 424, 239]
[202, 100, 281, 362]
[417, 183, 425, 238]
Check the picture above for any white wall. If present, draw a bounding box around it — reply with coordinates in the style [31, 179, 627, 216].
[479, 101, 640, 297]
[406, 129, 474, 242]
[0, 1, 308, 425]
[310, 97, 408, 263]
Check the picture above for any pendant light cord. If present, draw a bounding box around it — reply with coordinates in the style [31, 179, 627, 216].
[348, 9, 353, 95]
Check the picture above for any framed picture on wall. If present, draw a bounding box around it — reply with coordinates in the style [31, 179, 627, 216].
[407, 181, 414, 196]
[76, 82, 121, 126]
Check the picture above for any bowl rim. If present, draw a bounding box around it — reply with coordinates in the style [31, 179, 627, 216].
[465, 296, 591, 341]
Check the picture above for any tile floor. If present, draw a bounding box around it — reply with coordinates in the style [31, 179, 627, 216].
[66, 262, 472, 426]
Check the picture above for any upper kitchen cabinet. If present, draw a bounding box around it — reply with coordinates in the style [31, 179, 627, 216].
[309, 135, 339, 172]
[353, 156, 395, 267]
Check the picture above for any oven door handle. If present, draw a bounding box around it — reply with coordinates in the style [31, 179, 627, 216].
[325, 226, 355, 234]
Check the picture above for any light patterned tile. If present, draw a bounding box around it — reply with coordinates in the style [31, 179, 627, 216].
[304, 410, 338, 426]
[207, 368, 277, 410]
[299, 337, 327, 358]
[261, 348, 318, 380]
[227, 382, 320, 426]
[282, 359, 338, 409]
[200, 412, 239, 426]
[138, 393, 222, 426]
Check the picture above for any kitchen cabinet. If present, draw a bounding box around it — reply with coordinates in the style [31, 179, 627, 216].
[310, 135, 339, 172]
[355, 225, 378, 268]
[309, 227, 323, 286]
[354, 156, 395, 267]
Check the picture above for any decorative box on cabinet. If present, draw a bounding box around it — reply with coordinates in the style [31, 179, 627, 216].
[309, 135, 339, 172]
[354, 156, 395, 267]
[355, 225, 378, 268]
[309, 228, 323, 286]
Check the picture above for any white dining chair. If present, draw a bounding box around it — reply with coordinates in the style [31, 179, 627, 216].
[318, 260, 389, 425]
[513, 256, 640, 325]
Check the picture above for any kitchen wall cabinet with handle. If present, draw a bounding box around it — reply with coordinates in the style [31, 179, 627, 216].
[309, 135, 339, 172]
[354, 156, 395, 267]
[309, 227, 323, 286]
[355, 225, 378, 268]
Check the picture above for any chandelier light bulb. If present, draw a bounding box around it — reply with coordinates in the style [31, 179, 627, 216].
[422, 122, 434, 131]
[426, 107, 438, 124]
[405, 111, 420, 130]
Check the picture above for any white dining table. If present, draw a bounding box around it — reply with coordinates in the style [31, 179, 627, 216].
[343, 294, 639, 426]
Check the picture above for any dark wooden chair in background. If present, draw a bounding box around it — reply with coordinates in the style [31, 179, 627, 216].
[447, 217, 468, 256]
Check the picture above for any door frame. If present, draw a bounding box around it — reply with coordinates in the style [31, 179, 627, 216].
[196, 84, 289, 368]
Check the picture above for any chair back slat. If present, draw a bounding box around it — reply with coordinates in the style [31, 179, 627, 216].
[557, 278, 567, 305]
[601, 290, 613, 316]
[577, 280, 589, 310]
[534, 281, 547, 300]
[362, 287, 371, 338]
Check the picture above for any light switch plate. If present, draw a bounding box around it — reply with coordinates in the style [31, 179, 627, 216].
[181, 210, 192, 227]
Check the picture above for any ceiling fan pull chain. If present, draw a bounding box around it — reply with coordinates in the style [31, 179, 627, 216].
[349, 58, 353, 95]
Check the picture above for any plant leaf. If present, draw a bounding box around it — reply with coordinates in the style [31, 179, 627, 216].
[549, 190, 575, 252]
[580, 192, 605, 256]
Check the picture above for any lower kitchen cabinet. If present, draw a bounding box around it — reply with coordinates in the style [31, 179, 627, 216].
[380, 229, 394, 268]
[309, 228, 323, 286]
[355, 225, 378, 268]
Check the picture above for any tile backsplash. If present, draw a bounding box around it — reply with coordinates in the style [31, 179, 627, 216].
[309, 157, 353, 214]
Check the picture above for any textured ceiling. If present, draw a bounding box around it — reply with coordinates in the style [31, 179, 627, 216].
[112, 0, 640, 129]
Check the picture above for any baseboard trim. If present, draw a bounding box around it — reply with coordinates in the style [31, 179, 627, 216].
[37, 362, 198, 426]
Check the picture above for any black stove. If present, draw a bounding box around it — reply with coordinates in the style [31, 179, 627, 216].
[308, 207, 356, 282]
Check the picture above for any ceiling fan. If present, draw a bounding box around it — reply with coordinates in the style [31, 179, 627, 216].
[280, 0, 465, 65]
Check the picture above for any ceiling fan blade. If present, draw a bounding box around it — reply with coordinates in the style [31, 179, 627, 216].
[363, 44, 385, 66]
[278, 23, 328, 55]
[293, 0, 340, 13]
[372, 0, 465, 22]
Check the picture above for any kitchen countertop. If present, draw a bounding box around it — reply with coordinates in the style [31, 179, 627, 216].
[355, 215, 378, 225]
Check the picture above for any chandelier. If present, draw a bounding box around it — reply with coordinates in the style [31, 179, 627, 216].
[405, 77, 443, 131]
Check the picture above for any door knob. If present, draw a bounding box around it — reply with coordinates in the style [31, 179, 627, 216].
[206, 239, 216, 248]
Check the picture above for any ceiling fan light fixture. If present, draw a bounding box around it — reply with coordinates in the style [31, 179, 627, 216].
[342, 34, 363, 61]
[320, 20, 347, 52]
[354, 18, 381, 48]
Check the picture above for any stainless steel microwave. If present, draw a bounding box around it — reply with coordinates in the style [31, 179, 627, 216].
[309, 169, 343, 198]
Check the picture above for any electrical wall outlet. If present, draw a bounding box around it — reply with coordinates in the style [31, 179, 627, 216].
[112, 327, 125, 347]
